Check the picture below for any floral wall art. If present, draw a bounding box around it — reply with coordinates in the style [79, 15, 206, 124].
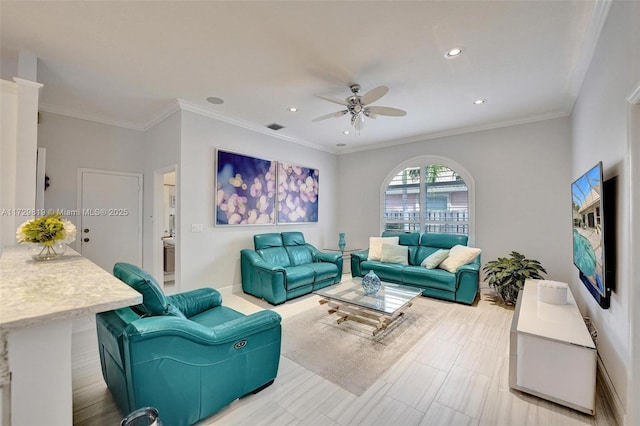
[215, 150, 276, 225]
[277, 162, 319, 223]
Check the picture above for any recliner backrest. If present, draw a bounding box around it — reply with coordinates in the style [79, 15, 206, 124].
[414, 233, 469, 266]
[254, 233, 291, 267]
[381, 231, 421, 265]
[282, 232, 314, 266]
[113, 262, 169, 316]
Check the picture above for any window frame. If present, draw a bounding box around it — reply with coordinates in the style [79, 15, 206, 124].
[379, 155, 475, 244]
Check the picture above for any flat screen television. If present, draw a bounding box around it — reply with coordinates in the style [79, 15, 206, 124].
[571, 161, 613, 309]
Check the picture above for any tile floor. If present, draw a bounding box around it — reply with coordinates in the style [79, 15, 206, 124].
[72, 281, 617, 426]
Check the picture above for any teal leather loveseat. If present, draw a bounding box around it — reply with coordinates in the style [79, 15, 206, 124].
[241, 232, 343, 305]
[351, 232, 480, 304]
[96, 263, 282, 426]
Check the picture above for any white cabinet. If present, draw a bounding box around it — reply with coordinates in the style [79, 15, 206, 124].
[509, 280, 597, 415]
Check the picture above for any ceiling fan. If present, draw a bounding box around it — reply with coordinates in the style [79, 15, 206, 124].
[313, 83, 407, 131]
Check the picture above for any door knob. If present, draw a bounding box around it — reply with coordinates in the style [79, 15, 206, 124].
[83, 238, 90, 243]
[83, 228, 90, 233]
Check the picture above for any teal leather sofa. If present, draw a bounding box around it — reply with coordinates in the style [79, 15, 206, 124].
[96, 263, 282, 426]
[351, 232, 480, 304]
[241, 232, 343, 305]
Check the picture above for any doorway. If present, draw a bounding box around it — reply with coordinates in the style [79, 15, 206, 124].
[77, 168, 143, 272]
[153, 165, 178, 294]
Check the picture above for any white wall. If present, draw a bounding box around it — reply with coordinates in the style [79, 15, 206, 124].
[178, 110, 338, 291]
[37, 112, 146, 252]
[570, 1, 640, 420]
[0, 78, 41, 250]
[338, 117, 573, 284]
[141, 111, 180, 278]
[1, 81, 18, 250]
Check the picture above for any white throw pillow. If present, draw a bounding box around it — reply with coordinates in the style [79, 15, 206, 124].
[438, 245, 481, 273]
[380, 243, 409, 265]
[367, 236, 399, 261]
[421, 249, 450, 269]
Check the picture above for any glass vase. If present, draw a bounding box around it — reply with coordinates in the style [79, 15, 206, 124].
[30, 242, 67, 261]
[362, 270, 381, 295]
[338, 233, 346, 251]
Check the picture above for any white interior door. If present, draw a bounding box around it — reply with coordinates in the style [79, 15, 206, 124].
[78, 169, 142, 272]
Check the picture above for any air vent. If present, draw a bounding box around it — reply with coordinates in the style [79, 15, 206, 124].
[266, 123, 285, 131]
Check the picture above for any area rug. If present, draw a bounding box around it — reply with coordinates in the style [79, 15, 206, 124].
[281, 296, 448, 396]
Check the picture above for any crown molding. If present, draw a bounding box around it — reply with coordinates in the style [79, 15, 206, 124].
[38, 102, 145, 131]
[338, 109, 571, 155]
[140, 102, 181, 131]
[176, 99, 335, 154]
[564, 0, 613, 111]
[628, 81, 640, 104]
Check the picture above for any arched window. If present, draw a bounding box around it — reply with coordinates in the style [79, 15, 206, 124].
[382, 157, 474, 239]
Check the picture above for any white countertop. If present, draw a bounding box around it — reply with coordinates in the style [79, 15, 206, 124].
[516, 280, 595, 348]
[0, 245, 141, 330]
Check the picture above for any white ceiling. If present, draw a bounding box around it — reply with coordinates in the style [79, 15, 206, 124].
[0, 1, 606, 153]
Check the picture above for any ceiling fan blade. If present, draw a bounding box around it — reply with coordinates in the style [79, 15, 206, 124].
[365, 106, 407, 117]
[312, 110, 348, 122]
[316, 94, 349, 106]
[360, 86, 389, 105]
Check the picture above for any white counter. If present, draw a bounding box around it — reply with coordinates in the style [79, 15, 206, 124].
[0, 245, 141, 425]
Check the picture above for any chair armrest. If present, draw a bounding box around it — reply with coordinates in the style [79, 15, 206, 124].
[167, 288, 222, 318]
[350, 250, 369, 277]
[125, 310, 282, 345]
[241, 249, 286, 273]
[314, 251, 342, 263]
[351, 250, 369, 261]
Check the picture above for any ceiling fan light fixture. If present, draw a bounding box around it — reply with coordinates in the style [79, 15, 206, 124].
[352, 112, 365, 131]
[445, 47, 464, 58]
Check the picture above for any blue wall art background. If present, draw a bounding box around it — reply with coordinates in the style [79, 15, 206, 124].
[216, 150, 276, 225]
[277, 162, 319, 223]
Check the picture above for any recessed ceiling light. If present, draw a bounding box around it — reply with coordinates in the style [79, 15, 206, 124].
[336, 143, 347, 147]
[445, 47, 464, 58]
[342, 131, 350, 135]
[288, 107, 298, 112]
[206, 96, 224, 105]
[473, 99, 487, 105]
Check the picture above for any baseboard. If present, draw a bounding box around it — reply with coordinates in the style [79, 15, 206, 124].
[597, 356, 626, 425]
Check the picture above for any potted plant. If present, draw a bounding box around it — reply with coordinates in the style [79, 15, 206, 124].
[483, 251, 547, 304]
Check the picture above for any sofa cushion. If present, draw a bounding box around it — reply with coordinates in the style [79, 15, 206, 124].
[402, 266, 456, 292]
[189, 305, 245, 328]
[307, 262, 338, 281]
[284, 265, 315, 290]
[380, 243, 409, 265]
[367, 236, 399, 261]
[421, 249, 450, 269]
[439, 245, 482, 273]
[258, 247, 291, 267]
[361, 260, 404, 282]
[286, 245, 314, 266]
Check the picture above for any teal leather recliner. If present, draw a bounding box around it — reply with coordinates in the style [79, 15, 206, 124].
[240, 232, 343, 305]
[96, 263, 282, 426]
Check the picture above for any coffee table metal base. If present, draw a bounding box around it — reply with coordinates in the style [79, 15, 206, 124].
[318, 298, 413, 336]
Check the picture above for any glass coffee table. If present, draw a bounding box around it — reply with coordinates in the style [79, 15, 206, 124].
[314, 278, 422, 335]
